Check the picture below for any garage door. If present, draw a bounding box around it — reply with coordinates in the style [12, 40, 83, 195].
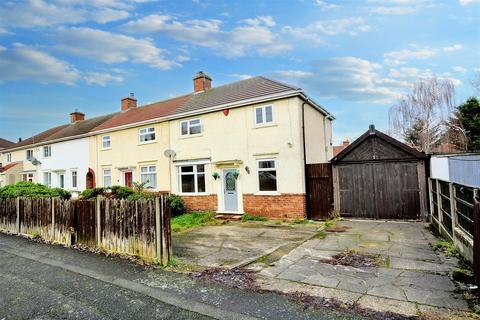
[338, 162, 421, 219]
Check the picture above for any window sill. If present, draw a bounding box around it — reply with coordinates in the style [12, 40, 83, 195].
[138, 141, 157, 146]
[254, 191, 280, 196]
[101, 148, 112, 151]
[253, 123, 277, 129]
[180, 133, 203, 140]
[178, 192, 208, 196]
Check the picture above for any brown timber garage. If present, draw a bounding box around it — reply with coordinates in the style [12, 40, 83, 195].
[331, 125, 427, 220]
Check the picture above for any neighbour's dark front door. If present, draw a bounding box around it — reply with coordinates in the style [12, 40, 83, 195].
[124, 172, 133, 188]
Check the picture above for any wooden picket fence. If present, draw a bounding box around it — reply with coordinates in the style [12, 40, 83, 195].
[0, 196, 171, 265]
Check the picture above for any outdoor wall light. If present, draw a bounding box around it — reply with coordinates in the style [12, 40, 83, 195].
[245, 166, 250, 174]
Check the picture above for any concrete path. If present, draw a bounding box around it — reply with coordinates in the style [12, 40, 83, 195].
[0, 232, 365, 320]
[173, 221, 320, 268]
[258, 220, 469, 317]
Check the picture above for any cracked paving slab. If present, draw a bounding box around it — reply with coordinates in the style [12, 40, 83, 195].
[259, 219, 470, 314]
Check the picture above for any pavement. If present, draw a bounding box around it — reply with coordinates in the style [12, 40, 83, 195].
[172, 221, 320, 268]
[0, 232, 367, 320]
[255, 220, 469, 317]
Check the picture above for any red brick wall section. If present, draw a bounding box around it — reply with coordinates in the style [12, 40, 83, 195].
[243, 194, 306, 220]
[182, 194, 217, 212]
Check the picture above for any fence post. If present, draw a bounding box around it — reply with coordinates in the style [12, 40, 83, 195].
[428, 179, 433, 223]
[160, 196, 169, 266]
[436, 180, 442, 234]
[473, 189, 480, 285]
[96, 195, 102, 247]
[449, 182, 456, 235]
[16, 197, 20, 234]
[51, 198, 55, 241]
[155, 197, 162, 264]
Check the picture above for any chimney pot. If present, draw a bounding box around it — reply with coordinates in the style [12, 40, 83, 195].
[369, 124, 375, 134]
[70, 111, 85, 123]
[342, 139, 350, 147]
[193, 71, 212, 93]
[121, 94, 137, 111]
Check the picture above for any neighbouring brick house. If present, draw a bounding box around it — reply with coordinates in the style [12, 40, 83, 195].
[1, 72, 334, 219]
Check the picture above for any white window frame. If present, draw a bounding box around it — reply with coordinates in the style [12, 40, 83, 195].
[26, 149, 33, 161]
[103, 168, 112, 187]
[58, 173, 65, 189]
[23, 173, 34, 182]
[256, 158, 278, 194]
[43, 172, 52, 187]
[102, 135, 111, 150]
[6, 153, 11, 162]
[43, 145, 51, 158]
[71, 170, 78, 189]
[140, 165, 157, 189]
[177, 163, 206, 194]
[139, 126, 156, 144]
[180, 119, 202, 136]
[254, 105, 274, 126]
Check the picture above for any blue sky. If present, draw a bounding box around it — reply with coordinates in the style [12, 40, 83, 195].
[0, 0, 479, 144]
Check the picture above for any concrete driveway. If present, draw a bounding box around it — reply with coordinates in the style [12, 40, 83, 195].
[257, 220, 469, 316]
[172, 221, 321, 268]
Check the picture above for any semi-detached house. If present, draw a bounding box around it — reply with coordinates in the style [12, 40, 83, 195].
[1, 72, 334, 219]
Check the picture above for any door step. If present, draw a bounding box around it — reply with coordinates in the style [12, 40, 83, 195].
[214, 214, 242, 221]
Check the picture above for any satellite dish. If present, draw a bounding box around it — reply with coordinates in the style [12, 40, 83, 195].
[31, 158, 41, 166]
[163, 149, 176, 158]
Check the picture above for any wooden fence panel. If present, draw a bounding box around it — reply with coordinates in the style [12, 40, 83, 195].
[53, 198, 74, 245]
[474, 202, 480, 285]
[73, 200, 96, 247]
[20, 198, 53, 239]
[0, 198, 18, 233]
[100, 198, 157, 261]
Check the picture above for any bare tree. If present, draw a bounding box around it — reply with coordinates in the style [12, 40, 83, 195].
[389, 77, 455, 153]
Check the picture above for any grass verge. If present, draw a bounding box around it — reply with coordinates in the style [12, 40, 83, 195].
[241, 214, 268, 222]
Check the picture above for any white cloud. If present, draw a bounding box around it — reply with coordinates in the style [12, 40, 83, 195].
[55, 27, 179, 69]
[369, 0, 436, 15]
[443, 44, 463, 52]
[315, 1, 339, 9]
[452, 66, 467, 73]
[283, 17, 370, 45]
[459, 0, 480, 5]
[83, 71, 124, 86]
[384, 48, 437, 65]
[0, 0, 140, 29]
[0, 43, 79, 84]
[123, 15, 290, 57]
[0, 27, 12, 35]
[274, 70, 314, 78]
[230, 74, 253, 80]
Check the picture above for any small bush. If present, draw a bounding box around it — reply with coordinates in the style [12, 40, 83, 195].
[0, 182, 71, 199]
[241, 214, 267, 222]
[80, 187, 105, 199]
[432, 240, 459, 257]
[167, 194, 186, 217]
[110, 185, 136, 199]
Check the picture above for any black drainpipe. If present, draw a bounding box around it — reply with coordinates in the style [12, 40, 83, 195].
[302, 99, 311, 220]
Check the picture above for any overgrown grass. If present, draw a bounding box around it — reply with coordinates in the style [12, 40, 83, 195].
[241, 214, 268, 222]
[171, 212, 217, 233]
[324, 220, 335, 228]
[291, 219, 311, 225]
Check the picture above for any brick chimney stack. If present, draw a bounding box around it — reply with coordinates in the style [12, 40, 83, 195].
[342, 139, 350, 148]
[193, 71, 212, 94]
[121, 93, 137, 111]
[70, 111, 85, 123]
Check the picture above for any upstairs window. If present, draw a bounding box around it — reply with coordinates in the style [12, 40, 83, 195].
[140, 165, 157, 189]
[181, 119, 202, 136]
[6, 153, 11, 162]
[43, 146, 51, 157]
[102, 135, 111, 149]
[257, 159, 277, 192]
[139, 127, 156, 143]
[254, 105, 273, 126]
[178, 164, 205, 194]
[26, 149, 33, 161]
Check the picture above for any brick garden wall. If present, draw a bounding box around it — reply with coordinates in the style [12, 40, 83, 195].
[182, 194, 218, 212]
[243, 193, 306, 220]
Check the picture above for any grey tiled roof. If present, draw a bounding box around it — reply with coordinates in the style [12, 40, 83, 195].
[174, 76, 300, 115]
